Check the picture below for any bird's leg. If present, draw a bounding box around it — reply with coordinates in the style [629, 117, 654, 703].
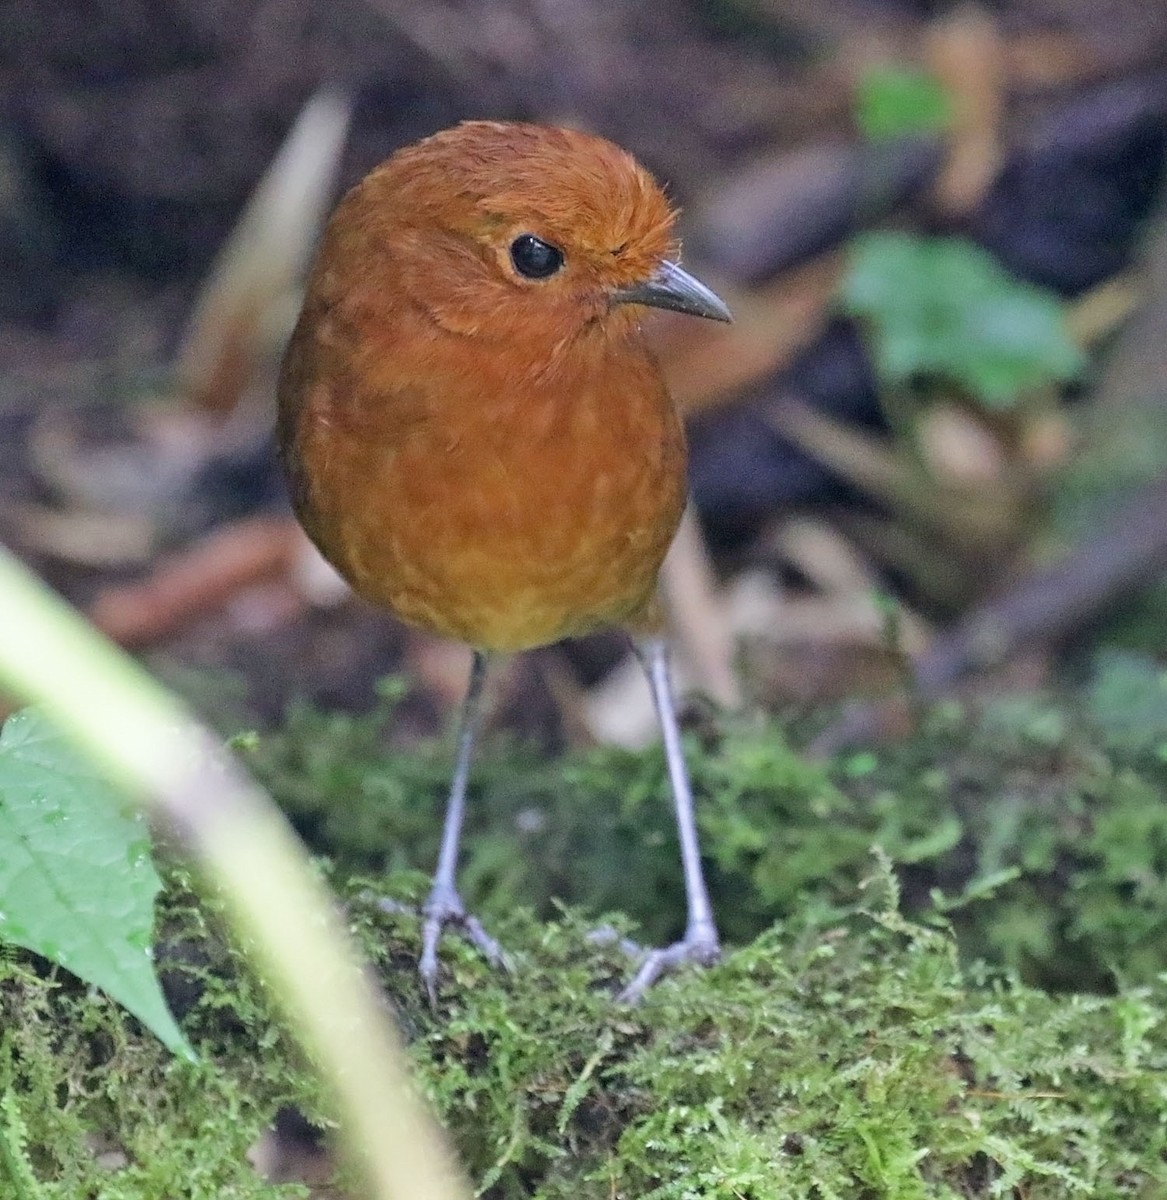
[418, 649, 506, 1002]
[618, 637, 721, 1003]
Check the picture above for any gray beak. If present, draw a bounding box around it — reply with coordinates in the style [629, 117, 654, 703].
[612, 259, 732, 323]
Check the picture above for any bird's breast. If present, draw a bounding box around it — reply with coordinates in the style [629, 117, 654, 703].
[293, 340, 687, 651]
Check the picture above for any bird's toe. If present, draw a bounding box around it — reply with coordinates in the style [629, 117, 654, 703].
[418, 886, 508, 1004]
[617, 927, 721, 1005]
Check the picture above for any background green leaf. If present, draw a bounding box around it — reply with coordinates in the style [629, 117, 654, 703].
[1087, 650, 1167, 755]
[0, 708, 192, 1059]
[855, 65, 951, 140]
[842, 231, 1085, 408]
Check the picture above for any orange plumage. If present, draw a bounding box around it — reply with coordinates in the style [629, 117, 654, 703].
[278, 120, 730, 999]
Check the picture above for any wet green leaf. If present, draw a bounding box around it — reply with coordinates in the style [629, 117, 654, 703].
[842, 232, 1084, 408]
[0, 708, 192, 1059]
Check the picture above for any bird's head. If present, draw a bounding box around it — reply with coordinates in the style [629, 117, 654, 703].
[333, 121, 730, 352]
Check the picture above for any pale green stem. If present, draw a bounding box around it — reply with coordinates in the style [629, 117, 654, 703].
[0, 547, 469, 1200]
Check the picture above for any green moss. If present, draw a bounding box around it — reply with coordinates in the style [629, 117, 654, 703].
[380, 862, 1164, 1197]
[248, 676, 1167, 993]
[0, 872, 315, 1199]
[7, 673, 1167, 1195]
[3, 859, 1166, 1196]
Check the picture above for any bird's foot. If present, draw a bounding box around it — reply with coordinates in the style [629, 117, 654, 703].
[592, 922, 721, 1003]
[416, 882, 507, 1004]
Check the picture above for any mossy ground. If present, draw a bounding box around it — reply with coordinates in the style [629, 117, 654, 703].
[5, 656, 1167, 1197]
[254, 652, 1167, 994]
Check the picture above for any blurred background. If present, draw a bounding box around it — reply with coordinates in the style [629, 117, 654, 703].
[3, 0, 1167, 783]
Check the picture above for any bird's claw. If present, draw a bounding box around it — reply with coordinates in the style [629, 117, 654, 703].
[618, 931, 720, 1004]
[417, 885, 508, 1005]
[591, 923, 720, 1004]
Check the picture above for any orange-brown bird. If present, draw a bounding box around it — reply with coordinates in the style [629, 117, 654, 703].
[277, 120, 731, 1000]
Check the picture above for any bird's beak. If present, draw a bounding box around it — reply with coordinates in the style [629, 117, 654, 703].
[612, 259, 732, 323]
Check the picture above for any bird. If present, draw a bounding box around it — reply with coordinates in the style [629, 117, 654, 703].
[277, 119, 732, 1002]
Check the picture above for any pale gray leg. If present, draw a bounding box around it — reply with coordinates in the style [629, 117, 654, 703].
[619, 638, 720, 1002]
[419, 650, 505, 1002]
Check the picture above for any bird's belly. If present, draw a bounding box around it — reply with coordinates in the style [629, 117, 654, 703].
[320, 419, 685, 651]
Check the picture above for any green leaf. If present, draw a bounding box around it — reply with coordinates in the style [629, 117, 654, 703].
[1087, 650, 1167, 754]
[0, 708, 193, 1059]
[856, 66, 951, 141]
[841, 232, 1085, 409]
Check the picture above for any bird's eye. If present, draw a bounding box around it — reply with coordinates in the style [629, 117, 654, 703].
[509, 234, 564, 279]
